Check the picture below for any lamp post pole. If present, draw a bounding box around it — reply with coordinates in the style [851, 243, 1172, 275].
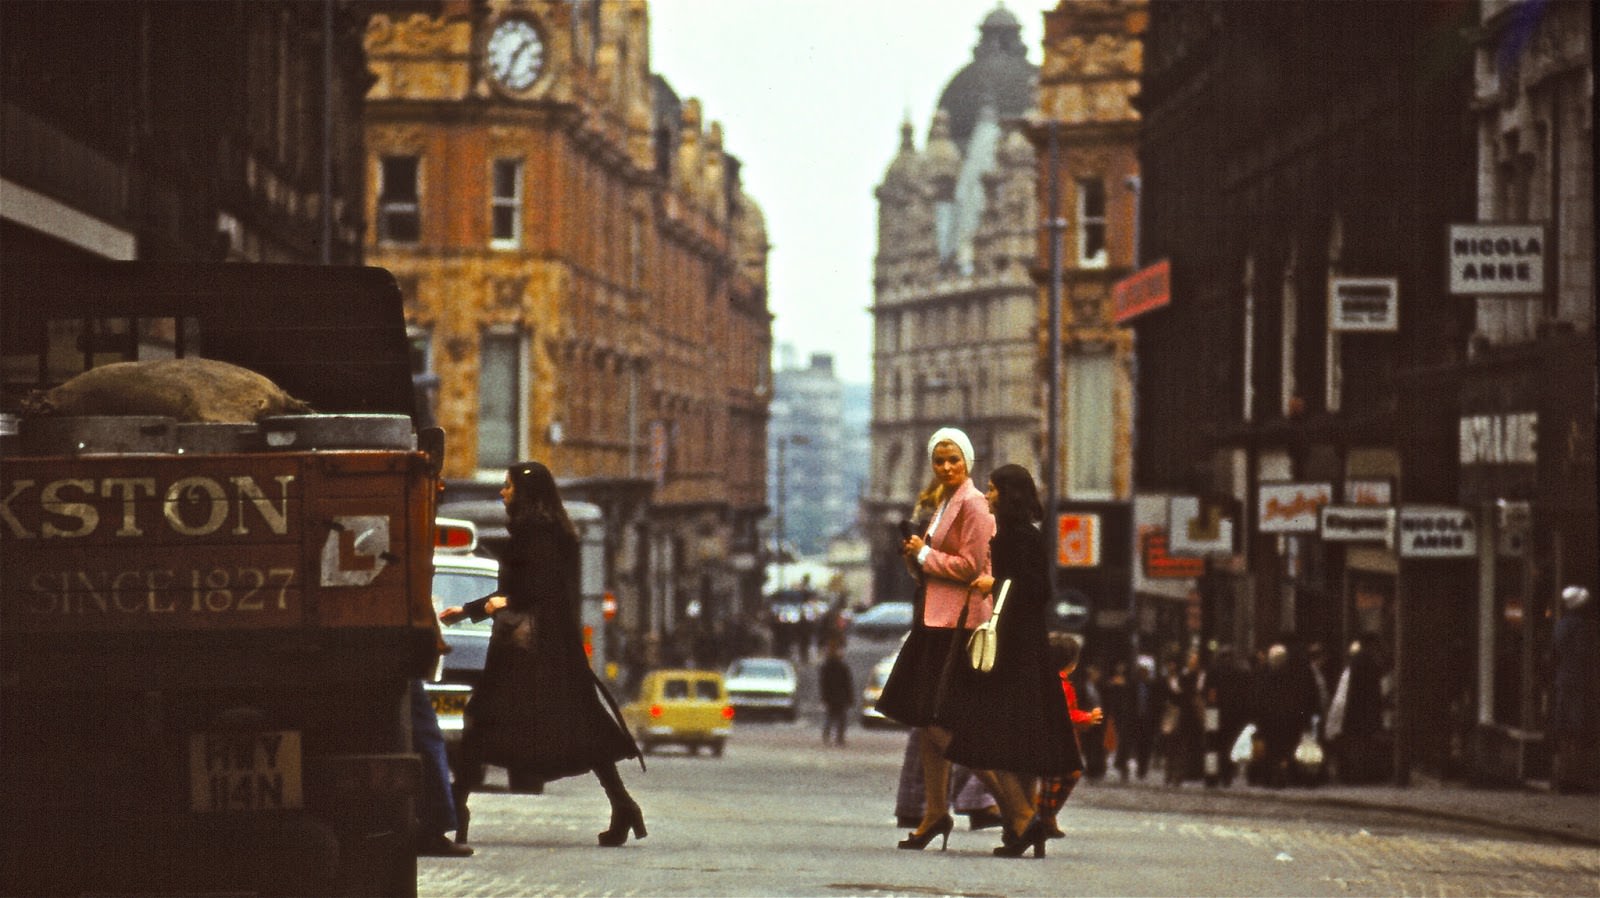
[1044, 123, 1065, 605]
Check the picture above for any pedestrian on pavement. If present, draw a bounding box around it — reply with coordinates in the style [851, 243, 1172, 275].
[1325, 635, 1388, 783]
[892, 730, 1004, 831]
[441, 462, 647, 848]
[1206, 645, 1253, 787]
[1100, 660, 1132, 781]
[1121, 656, 1158, 781]
[819, 641, 854, 746]
[953, 462, 1081, 859]
[1077, 662, 1108, 780]
[1549, 585, 1599, 793]
[1036, 633, 1100, 840]
[876, 427, 997, 853]
[1251, 643, 1313, 788]
[1161, 649, 1205, 785]
[411, 678, 473, 856]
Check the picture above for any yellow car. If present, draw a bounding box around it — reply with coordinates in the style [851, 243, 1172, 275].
[621, 669, 734, 757]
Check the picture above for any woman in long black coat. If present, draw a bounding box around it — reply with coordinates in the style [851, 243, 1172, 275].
[948, 463, 1081, 857]
[442, 462, 646, 847]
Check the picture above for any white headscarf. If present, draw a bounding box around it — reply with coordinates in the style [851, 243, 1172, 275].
[926, 426, 975, 471]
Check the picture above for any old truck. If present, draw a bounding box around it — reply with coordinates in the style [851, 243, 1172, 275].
[0, 261, 444, 896]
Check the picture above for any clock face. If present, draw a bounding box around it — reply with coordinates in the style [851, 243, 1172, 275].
[487, 18, 543, 91]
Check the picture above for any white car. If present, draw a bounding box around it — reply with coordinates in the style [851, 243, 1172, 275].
[425, 520, 498, 749]
[860, 633, 909, 728]
[723, 656, 799, 722]
[859, 652, 903, 727]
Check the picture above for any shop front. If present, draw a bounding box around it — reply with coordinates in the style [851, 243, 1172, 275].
[1458, 332, 1598, 784]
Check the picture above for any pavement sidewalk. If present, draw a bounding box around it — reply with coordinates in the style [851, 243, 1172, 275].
[1083, 771, 1600, 845]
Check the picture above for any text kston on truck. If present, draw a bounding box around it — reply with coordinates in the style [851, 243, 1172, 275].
[0, 474, 295, 539]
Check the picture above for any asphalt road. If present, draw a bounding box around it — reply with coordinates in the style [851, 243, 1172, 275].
[421, 649, 1599, 898]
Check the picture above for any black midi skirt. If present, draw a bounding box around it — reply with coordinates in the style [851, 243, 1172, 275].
[876, 625, 987, 731]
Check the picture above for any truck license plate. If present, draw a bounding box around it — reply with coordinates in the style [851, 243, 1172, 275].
[188, 730, 304, 813]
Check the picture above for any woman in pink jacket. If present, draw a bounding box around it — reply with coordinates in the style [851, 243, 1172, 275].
[876, 427, 996, 851]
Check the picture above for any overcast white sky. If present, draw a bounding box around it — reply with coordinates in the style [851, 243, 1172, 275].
[648, 0, 1058, 385]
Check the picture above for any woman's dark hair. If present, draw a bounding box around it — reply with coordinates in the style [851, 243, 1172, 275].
[989, 463, 1043, 528]
[506, 461, 577, 540]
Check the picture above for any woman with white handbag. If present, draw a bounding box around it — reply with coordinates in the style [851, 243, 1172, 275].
[950, 464, 1081, 858]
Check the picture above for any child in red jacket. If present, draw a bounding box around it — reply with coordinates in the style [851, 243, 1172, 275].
[1039, 634, 1102, 837]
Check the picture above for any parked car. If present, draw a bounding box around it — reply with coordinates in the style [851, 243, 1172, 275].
[848, 601, 914, 641]
[425, 519, 496, 751]
[860, 637, 908, 728]
[723, 656, 799, 721]
[621, 669, 734, 756]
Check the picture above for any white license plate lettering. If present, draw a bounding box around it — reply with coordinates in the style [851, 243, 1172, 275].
[189, 730, 303, 813]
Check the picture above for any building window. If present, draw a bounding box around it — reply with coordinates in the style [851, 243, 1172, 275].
[1066, 350, 1115, 498]
[407, 326, 439, 428]
[1077, 178, 1107, 268]
[378, 155, 421, 243]
[491, 158, 523, 248]
[478, 331, 524, 470]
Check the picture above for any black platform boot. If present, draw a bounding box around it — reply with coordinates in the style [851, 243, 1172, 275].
[594, 762, 646, 847]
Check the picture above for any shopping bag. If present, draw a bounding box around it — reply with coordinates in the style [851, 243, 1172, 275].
[1230, 723, 1257, 764]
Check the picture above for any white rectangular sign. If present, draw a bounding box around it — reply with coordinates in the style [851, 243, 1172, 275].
[1257, 482, 1333, 533]
[1329, 277, 1399, 332]
[1320, 506, 1394, 543]
[1168, 495, 1235, 556]
[1398, 505, 1477, 558]
[1448, 223, 1547, 296]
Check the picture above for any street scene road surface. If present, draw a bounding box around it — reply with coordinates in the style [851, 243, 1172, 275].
[421, 648, 1600, 898]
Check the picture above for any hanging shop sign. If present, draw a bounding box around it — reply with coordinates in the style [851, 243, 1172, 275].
[1142, 530, 1205, 579]
[1447, 223, 1548, 296]
[1397, 505, 1477, 558]
[1167, 495, 1235, 556]
[1320, 506, 1395, 544]
[1057, 513, 1101, 568]
[1459, 411, 1538, 466]
[1329, 277, 1399, 332]
[1344, 478, 1393, 506]
[1112, 259, 1171, 324]
[1257, 482, 1332, 533]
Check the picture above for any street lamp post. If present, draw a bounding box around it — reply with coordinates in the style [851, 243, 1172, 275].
[1044, 123, 1065, 606]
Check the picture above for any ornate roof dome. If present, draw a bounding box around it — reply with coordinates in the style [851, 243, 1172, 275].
[936, 4, 1037, 152]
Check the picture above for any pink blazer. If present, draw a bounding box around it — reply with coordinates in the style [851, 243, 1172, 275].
[916, 477, 994, 629]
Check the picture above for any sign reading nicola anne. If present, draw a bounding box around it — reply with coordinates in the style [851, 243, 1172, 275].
[1398, 505, 1477, 558]
[1448, 223, 1547, 296]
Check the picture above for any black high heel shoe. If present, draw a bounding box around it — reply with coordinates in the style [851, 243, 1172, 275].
[993, 814, 1048, 858]
[597, 802, 647, 847]
[897, 814, 953, 851]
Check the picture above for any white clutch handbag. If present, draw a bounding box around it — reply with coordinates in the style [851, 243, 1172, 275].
[966, 579, 1010, 673]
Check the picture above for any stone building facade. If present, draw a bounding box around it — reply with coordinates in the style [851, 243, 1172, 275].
[1438, 0, 1593, 784]
[1133, 0, 1497, 781]
[1, 1, 368, 269]
[362, 0, 772, 650]
[866, 6, 1041, 605]
[1026, 0, 1145, 659]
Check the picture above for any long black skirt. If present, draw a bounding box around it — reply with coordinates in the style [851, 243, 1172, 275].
[876, 625, 986, 732]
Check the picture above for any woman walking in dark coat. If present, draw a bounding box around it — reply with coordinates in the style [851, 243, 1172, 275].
[441, 461, 646, 847]
[952, 463, 1081, 858]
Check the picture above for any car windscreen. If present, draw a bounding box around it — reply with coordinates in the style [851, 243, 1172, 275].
[695, 680, 721, 701]
[734, 659, 790, 679]
[432, 569, 495, 632]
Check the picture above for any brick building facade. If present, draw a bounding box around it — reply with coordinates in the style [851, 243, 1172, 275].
[362, 0, 771, 651]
